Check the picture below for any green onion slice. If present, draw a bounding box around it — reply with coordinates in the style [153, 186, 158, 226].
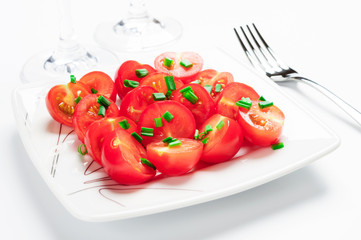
[74, 96, 82, 104]
[259, 96, 266, 101]
[162, 136, 173, 143]
[165, 90, 172, 99]
[204, 85, 212, 94]
[91, 88, 98, 94]
[119, 119, 130, 130]
[258, 100, 273, 109]
[123, 79, 139, 88]
[202, 137, 209, 144]
[70, 75, 76, 84]
[131, 132, 143, 143]
[140, 127, 154, 137]
[152, 92, 166, 101]
[205, 124, 213, 134]
[97, 95, 111, 109]
[165, 76, 176, 91]
[190, 80, 201, 84]
[140, 158, 156, 170]
[179, 86, 193, 94]
[216, 120, 225, 130]
[180, 59, 193, 68]
[78, 144, 87, 155]
[98, 105, 106, 117]
[154, 118, 163, 128]
[183, 90, 199, 104]
[214, 84, 222, 93]
[162, 111, 174, 122]
[169, 139, 182, 148]
[135, 69, 149, 78]
[163, 57, 174, 68]
[271, 142, 284, 150]
[194, 129, 199, 140]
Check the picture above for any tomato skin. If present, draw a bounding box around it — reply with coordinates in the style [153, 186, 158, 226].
[154, 52, 203, 83]
[147, 138, 203, 176]
[114, 60, 156, 99]
[84, 116, 137, 165]
[199, 114, 243, 163]
[72, 94, 120, 143]
[216, 82, 260, 120]
[119, 86, 157, 123]
[101, 128, 156, 185]
[237, 101, 285, 146]
[137, 101, 196, 146]
[46, 82, 91, 126]
[140, 72, 184, 96]
[172, 84, 216, 128]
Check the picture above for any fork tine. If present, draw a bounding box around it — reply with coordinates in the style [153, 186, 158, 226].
[246, 24, 270, 62]
[233, 28, 255, 66]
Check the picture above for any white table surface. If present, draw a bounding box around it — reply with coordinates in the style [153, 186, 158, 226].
[2, 0, 361, 239]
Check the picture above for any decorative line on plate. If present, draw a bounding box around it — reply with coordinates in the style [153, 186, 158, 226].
[84, 160, 103, 176]
[24, 112, 28, 126]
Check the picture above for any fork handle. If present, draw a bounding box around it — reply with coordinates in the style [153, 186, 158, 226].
[295, 76, 361, 127]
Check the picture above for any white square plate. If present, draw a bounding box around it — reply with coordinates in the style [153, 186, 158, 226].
[12, 47, 339, 222]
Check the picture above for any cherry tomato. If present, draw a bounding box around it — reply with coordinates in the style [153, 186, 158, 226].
[198, 114, 243, 163]
[119, 86, 157, 123]
[101, 128, 156, 185]
[46, 81, 91, 127]
[237, 100, 285, 146]
[72, 94, 120, 143]
[146, 138, 203, 176]
[172, 84, 216, 128]
[154, 52, 203, 83]
[216, 82, 260, 120]
[193, 69, 234, 100]
[140, 72, 184, 96]
[137, 101, 196, 146]
[79, 71, 117, 102]
[114, 60, 156, 99]
[84, 116, 137, 165]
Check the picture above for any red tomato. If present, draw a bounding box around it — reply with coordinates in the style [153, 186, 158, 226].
[199, 114, 243, 163]
[194, 69, 234, 100]
[114, 60, 156, 99]
[172, 84, 216, 128]
[154, 52, 203, 83]
[140, 72, 184, 96]
[46, 81, 91, 126]
[146, 138, 203, 176]
[79, 71, 117, 102]
[237, 100, 285, 146]
[72, 94, 120, 143]
[119, 86, 157, 123]
[84, 117, 137, 165]
[137, 101, 196, 146]
[216, 82, 260, 120]
[101, 128, 156, 185]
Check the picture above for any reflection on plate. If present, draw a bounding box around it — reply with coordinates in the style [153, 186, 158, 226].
[12, 47, 339, 222]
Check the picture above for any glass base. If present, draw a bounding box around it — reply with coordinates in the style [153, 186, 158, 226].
[94, 17, 182, 52]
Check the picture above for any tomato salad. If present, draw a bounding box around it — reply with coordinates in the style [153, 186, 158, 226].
[45, 51, 285, 185]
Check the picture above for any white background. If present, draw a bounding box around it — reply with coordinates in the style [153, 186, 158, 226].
[2, 0, 361, 239]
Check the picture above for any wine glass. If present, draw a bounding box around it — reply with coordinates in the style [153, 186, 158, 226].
[21, 0, 119, 83]
[94, 0, 182, 52]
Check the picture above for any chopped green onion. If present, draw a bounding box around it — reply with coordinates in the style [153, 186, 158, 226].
[183, 90, 199, 104]
[98, 105, 106, 117]
[131, 132, 143, 143]
[179, 86, 193, 93]
[190, 80, 201, 84]
[70, 75, 76, 84]
[214, 84, 222, 93]
[162, 136, 173, 143]
[135, 69, 149, 78]
[154, 118, 163, 128]
[141, 132, 153, 137]
[97, 95, 111, 109]
[236, 97, 252, 110]
[74, 96, 82, 104]
[202, 137, 209, 144]
[216, 120, 225, 130]
[165, 76, 176, 91]
[205, 124, 213, 134]
[204, 85, 212, 94]
[152, 92, 166, 101]
[165, 90, 172, 99]
[259, 96, 266, 101]
[271, 142, 284, 150]
[169, 139, 182, 148]
[194, 129, 199, 140]
[78, 144, 87, 155]
[258, 100, 274, 109]
[123, 79, 139, 88]
[162, 111, 174, 122]
[119, 119, 130, 130]
[180, 59, 193, 68]
[163, 57, 174, 68]
[140, 127, 154, 137]
[91, 88, 98, 94]
[141, 158, 156, 170]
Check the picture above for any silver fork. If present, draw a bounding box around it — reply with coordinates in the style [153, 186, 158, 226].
[234, 23, 361, 127]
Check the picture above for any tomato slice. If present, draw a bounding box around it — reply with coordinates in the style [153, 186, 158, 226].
[198, 114, 243, 163]
[216, 82, 260, 120]
[119, 86, 157, 123]
[172, 83, 216, 128]
[101, 128, 156, 185]
[146, 138, 203, 176]
[137, 101, 196, 146]
[79, 71, 117, 102]
[114, 60, 156, 99]
[237, 100, 285, 146]
[154, 52, 203, 83]
[84, 116, 137, 165]
[46, 81, 91, 126]
[72, 94, 120, 142]
[140, 72, 184, 96]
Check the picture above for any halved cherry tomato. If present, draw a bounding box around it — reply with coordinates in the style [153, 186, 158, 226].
[137, 101, 196, 146]
[216, 82, 260, 120]
[147, 138, 203, 176]
[79, 71, 117, 102]
[172, 84, 216, 127]
[198, 114, 243, 163]
[114, 60, 156, 99]
[72, 94, 120, 143]
[119, 86, 157, 123]
[237, 100, 285, 146]
[154, 52, 203, 83]
[46, 81, 91, 127]
[140, 72, 184, 96]
[101, 128, 156, 185]
[84, 116, 137, 165]
[193, 69, 234, 100]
